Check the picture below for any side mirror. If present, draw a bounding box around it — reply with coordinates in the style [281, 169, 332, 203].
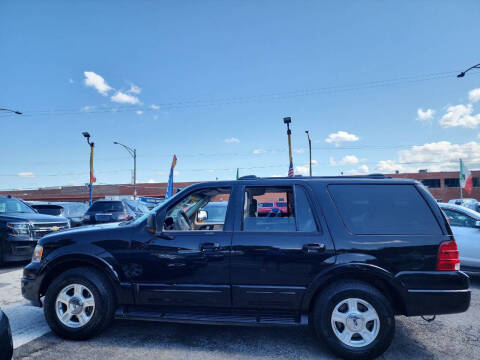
[197, 210, 208, 222]
[146, 211, 173, 240]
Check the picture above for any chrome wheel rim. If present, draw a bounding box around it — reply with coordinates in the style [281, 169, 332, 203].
[55, 284, 95, 328]
[331, 297, 380, 348]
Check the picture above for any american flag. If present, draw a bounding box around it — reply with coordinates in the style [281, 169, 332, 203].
[288, 160, 294, 177]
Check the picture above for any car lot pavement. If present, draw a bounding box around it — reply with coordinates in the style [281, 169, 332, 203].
[1, 264, 478, 359]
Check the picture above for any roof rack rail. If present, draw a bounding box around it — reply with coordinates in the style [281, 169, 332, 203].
[238, 175, 258, 180]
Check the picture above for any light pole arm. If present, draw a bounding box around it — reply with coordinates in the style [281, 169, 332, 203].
[0, 108, 22, 115]
[114, 142, 135, 158]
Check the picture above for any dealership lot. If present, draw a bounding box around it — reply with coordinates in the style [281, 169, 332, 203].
[0, 264, 477, 360]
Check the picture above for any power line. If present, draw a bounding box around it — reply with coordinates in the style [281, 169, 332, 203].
[0, 69, 468, 118]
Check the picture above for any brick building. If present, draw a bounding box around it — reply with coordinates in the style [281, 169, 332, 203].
[0, 182, 197, 202]
[388, 170, 480, 202]
[0, 171, 478, 203]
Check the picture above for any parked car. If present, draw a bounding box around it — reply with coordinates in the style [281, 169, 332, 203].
[0, 196, 69, 264]
[275, 201, 288, 215]
[22, 175, 471, 360]
[448, 198, 480, 212]
[0, 308, 13, 360]
[439, 203, 480, 272]
[29, 202, 88, 227]
[257, 201, 275, 216]
[82, 199, 146, 225]
[196, 201, 228, 230]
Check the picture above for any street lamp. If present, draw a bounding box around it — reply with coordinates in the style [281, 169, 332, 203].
[82, 132, 95, 205]
[114, 141, 137, 199]
[0, 108, 22, 115]
[457, 63, 480, 78]
[305, 130, 312, 176]
[283, 117, 294, 177]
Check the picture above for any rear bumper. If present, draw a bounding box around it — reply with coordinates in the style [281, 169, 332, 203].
[396, 271, 471, 316]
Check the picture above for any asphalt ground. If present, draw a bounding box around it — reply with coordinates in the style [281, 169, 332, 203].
[1, 264, 479, 360]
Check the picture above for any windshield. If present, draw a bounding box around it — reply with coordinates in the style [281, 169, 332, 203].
[32, 205, 62, 216]
[0, 198, 36, 214]
[88, 201, 124, 212]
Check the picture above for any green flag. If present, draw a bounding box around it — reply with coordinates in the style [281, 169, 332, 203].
[236, 168, 239, 180]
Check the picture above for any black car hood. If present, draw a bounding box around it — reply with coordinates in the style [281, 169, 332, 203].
[0, 212, 68, 223]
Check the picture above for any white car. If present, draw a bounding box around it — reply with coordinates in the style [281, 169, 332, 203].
[439, 203, 480, 272]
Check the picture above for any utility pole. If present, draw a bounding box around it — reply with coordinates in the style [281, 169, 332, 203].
[114, 141, 137, 199]
[305, 130, 312, 176]
[82, 132, 95, 205]
[283, 117, 294, 177]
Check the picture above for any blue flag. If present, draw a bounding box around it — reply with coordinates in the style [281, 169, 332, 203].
[165, 155, 177, 199]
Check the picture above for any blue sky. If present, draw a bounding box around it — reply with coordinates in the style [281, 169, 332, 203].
[1, 0, 480, 190]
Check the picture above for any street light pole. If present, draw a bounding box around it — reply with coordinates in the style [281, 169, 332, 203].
[283, 117, 294, 177]
[0, 108, 22, 115]
[114, 141, 137, 199]
[457, 63, 480, 78]
[305, 130, 312, 176]
[82, 132, 95, 206]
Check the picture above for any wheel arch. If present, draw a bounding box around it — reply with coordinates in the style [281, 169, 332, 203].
[303, 263, 407, 316]
[39, 254, 131, 304]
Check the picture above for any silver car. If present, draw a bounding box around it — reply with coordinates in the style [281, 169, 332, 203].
[439, 203, 480, 272]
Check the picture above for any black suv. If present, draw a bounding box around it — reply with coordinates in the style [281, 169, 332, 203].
[21, 176, 471, 359]
[0, 196, 69, 264]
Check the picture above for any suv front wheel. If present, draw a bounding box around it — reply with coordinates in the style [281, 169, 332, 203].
[313, 281, 395, 360]
[44, 267, 116, 340]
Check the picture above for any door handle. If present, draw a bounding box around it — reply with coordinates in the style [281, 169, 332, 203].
[302, 243, 325, 254]
[200, 242, 220, 251]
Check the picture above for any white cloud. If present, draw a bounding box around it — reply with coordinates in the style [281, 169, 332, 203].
[18, 172, 35, 178]
[270, 174, 283, 177]
[469, 88, 480, 103]
[376, 141, 480, 173]
[84, 71, 112, 95]
[346, 165, 369, 175]
[439, 104, 480, 128]
[253, 149, 267, 154]
[295, 165, 309, 176]
[127, 83, 141, 94]
[68, 78, 74, 84]
[417, 108, 435, 121]
[81, 105, 94, 112]
[111, 91, 140, 104]
[325, 131, 359, 146]
[67, 180, 77, 186]
[224, 137, 240, 144]
[293, 148, 305, 154]
[148, 179, 155, 183]
[311, 159, 319, 166]
[153, 115, 159, 120]
[329, 155, 360, 166]
[136, 110, 143, 115]
[150, 104, 160, 110]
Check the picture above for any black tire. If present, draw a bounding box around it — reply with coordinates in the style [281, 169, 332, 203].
[312, 281, 395, 360]
[44, 267, 116, 340]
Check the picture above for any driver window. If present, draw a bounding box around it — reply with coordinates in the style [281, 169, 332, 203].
[163, 187, 231, 231]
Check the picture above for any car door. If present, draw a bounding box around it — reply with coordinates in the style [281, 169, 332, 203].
[443, 208, 480, 268]
[230, 182, 335, 310]
[129, 185, 235, 308]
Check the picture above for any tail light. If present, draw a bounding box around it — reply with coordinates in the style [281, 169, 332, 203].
[117, 212, 131, 220]
[437, 240, 460, 271]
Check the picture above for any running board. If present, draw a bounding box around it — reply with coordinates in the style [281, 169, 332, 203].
[115, 306, 308, 327]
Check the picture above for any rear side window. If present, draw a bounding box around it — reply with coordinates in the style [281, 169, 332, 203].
[328, 184, 441, 235]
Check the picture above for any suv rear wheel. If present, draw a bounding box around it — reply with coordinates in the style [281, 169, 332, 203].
[44, 267, 116, 340]
[313, 281, 395, 360]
